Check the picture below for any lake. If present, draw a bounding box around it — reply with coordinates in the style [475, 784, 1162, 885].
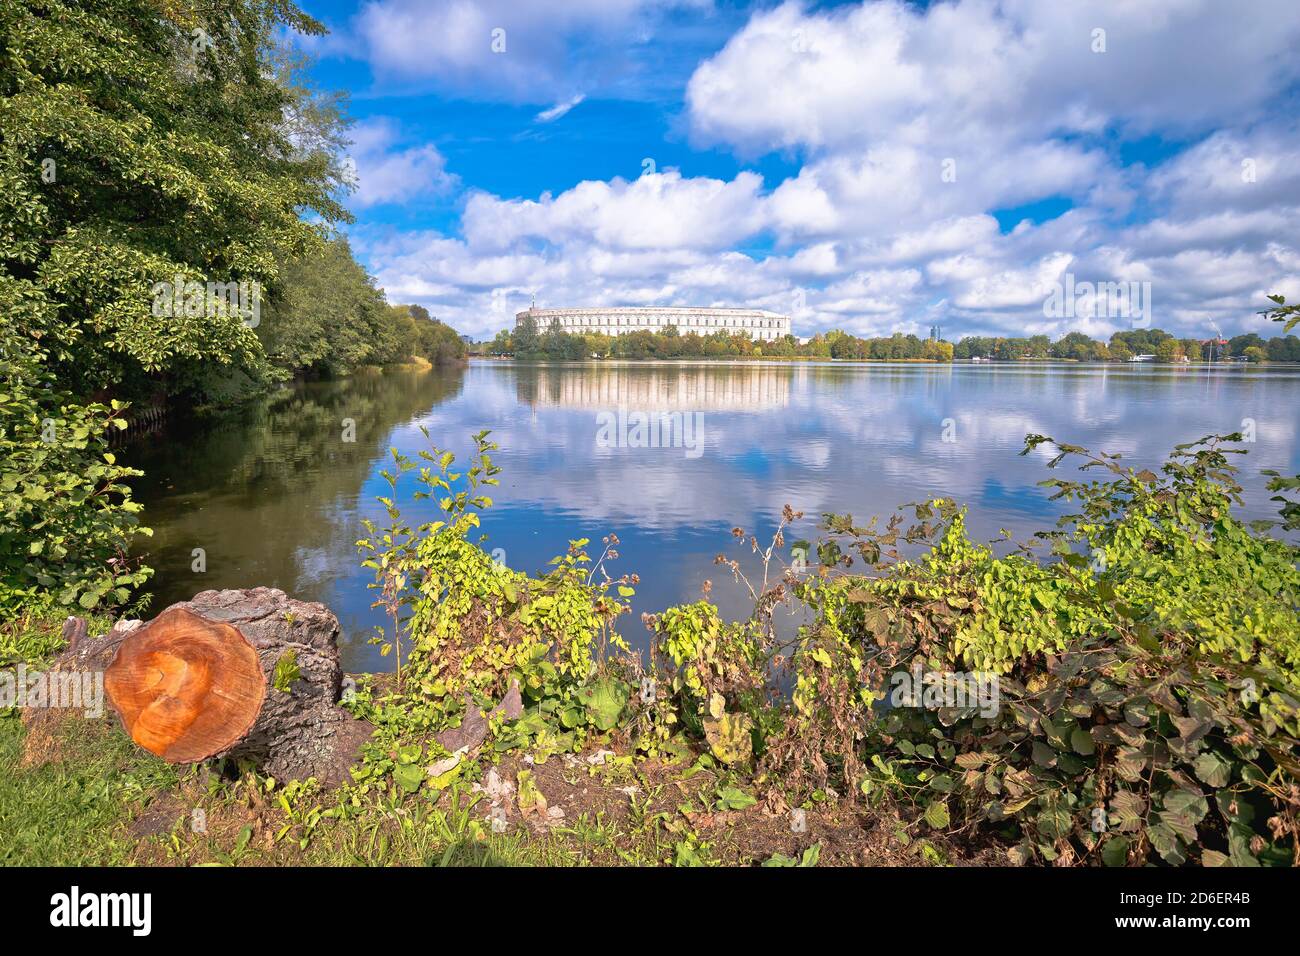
[128, 360, 1300, 671]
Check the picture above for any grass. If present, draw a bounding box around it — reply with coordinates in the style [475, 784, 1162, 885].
[0, 612, 958, 868]
[0, 710, 179, 865]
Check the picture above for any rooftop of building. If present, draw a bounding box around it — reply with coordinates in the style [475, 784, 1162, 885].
[516, 305, 789, 320]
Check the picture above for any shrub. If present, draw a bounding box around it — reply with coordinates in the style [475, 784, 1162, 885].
[794, 434, 1298, 865]
[0, 325, 151, 616]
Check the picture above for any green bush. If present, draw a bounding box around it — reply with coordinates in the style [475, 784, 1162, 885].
[795, 434, 1299, 865]
[0, 326, 151, 616]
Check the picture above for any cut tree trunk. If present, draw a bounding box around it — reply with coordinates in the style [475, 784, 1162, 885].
[26, 588, 373, 785]
[105, 607, 266, 763]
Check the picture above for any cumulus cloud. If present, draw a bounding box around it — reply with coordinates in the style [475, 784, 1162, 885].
[350, 0, 708, 101]
[344, 118, 458, 208]
[343, 0, 1300, 342]
[686, 0, 1300, 153]
[461, 170, 769, 252]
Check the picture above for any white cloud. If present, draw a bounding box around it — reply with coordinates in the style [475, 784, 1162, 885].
[351, 0, 707, 101]
[686, 0, 1300, 153]
[462, 170, 769, 252]
[535, 94, 587, 123]
[343, 0, 1300, 343]
[344, 118, 458, 208]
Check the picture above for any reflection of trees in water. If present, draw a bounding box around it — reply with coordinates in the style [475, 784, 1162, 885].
[512, 362, 797, 411]
[126, 366, 466, 610]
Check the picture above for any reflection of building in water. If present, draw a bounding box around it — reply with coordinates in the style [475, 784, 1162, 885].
[516, 306, 791, 342]
[517, 365, 791, 411]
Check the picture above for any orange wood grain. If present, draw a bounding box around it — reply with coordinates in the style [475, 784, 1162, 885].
[104, 608, 266, 762]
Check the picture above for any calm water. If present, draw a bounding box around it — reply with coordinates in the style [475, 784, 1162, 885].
[129, 360, 1300, 671]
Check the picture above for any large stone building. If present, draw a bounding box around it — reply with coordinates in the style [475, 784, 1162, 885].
[515, 306, 792, 342]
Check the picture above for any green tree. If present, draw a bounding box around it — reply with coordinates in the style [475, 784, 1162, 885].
[513, 315, 540, 356]
[0, 326, 151, 613]
[0, 0, 350, 402]
[1155, 339, 1183, 363]
[259, 237, 395, 379]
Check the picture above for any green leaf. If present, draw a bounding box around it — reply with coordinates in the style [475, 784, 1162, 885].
[716, 786, 757, 811]
[1101, 836, 1129, 867]
[576, 677, 629, 731]
[392, 764, 424, 793]
[1192, 751, 1233, 788]
[924, 800, 950, 829]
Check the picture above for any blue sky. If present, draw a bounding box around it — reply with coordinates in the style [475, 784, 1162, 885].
[292, 0, 1300, 341]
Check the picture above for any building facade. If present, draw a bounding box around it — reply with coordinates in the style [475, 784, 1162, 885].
[515, 306, 792, 342]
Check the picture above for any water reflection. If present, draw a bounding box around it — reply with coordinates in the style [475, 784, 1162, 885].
[131, 360, 1300, 671]
[515, 363, 791, 410]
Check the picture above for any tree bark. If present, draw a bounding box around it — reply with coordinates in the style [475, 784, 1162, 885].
[30, 588, 372, 786]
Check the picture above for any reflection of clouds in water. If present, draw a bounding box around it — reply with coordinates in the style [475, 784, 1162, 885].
[134, 361, 1300, 672]
[430, 362, 1300, 539]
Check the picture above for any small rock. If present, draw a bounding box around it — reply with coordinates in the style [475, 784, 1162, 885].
[426, 748, 465, 779]
[482, 767, 514, 803]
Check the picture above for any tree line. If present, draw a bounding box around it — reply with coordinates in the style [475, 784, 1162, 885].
[952, 328, 1300, 363]
[483, 316, 1300, 364]
[0, 0, 461, 616]
[485, 318, 955, 361]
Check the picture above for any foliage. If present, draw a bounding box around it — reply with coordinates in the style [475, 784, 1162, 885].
[398, 305, 468, 366]
[258, 237, 405, 379]
[791, 434, 1299, 866]
[350, 429, 641, 797]
[487, 318, 1300, 365]
[491, 324, 954, 362]
[0, 0, 351, 403]
[762, 842, 822, 867]
[1261, 294, 1300, 334]
[0, 329, 151, 614]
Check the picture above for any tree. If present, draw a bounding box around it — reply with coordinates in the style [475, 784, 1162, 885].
[1266, 335, 1300, 362]
[259, 238, 395, 378]
[0, 0, 350, 402]
[1051, 332, 1095, 361]
[1228, 333, 1265, 357]
[513, 315, 540, 356]
[1155, 339, 1184, 363]
[0, 0, 354, 615]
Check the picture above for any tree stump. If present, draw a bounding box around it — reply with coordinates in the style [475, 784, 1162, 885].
[29, 588, 373, 785]
[105, 608, 266, 763]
